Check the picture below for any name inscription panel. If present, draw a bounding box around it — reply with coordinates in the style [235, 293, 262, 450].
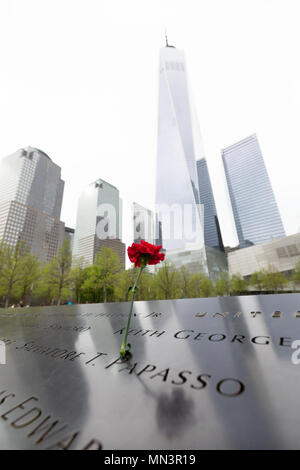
[0, 293, 300, 450]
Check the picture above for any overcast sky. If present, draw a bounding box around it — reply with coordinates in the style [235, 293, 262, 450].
[0, 0, 299, 249]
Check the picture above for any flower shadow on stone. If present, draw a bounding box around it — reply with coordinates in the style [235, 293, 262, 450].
[155, 388, 196, 439]
[133, 367, 196, 439]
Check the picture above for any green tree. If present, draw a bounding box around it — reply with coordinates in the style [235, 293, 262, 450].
[134, 267, 151, 301]
[81, 265, 103, 303]
[215, 271, 230, 296]
[179, 266, 195, 298]
[199, 276, 215, 297]
[115, 267, 152, 302]
[249, 270, 266, 291]
[32, 263, 55, 305]
[70, 257, 87, 303]
[262, 267, 288, 293]
[0, 242, 5, 278]
[291, 260, 300, 290]
[0, 243, 6, 303]
[230, 273, 247, 295]
[82, 247, 120, 303]
[187, 272, 214, 298]
[43, 239, 73, 305]
[114, 268, 137, 302]
[151, 261, 181, 300]
[15, 253, 40, 304]
[0, 242, 29, 308]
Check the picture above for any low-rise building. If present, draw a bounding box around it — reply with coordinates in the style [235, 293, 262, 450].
[228, 233, 300, 278]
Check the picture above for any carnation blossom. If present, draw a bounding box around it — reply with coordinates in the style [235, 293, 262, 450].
[120, 240, 165, 358]
[127, 240, 165, 268]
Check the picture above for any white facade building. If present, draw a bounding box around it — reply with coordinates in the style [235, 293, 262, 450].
[72, 178, 124, 266]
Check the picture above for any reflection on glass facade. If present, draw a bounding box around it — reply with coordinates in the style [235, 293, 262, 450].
[72, 178, 124, 266]
[133, 202, 154, 244]
[166, 243, 227, 280]
[165, 245, 207, 274]
[0, 147, 65, 262]
[197, 158, 224, 251]
[222, 134, 286, 249]
[155, 44, 204, 252]
[64, 226, 75, 252]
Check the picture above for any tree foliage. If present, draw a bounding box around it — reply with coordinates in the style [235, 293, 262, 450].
[41, 239, 73, 305]
[114, 267, 152, 302]
[0, 242, 34, 307]
[14, 252, 40, 302]
[230, 273, 247, 295]
[291, 260, 300, 289]
[81, 247, 120, 303]
[0, 240, 294, 307]
[262, 266, 288, 293]
[215, 271, 231, 296]
[151, 261, 181, 300]
[249, 271, 265, 291]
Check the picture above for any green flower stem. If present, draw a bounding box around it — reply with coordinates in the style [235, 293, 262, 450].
[120, 266, 144, 358]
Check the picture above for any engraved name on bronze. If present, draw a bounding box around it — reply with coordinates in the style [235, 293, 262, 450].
[0, 391, 102, 450]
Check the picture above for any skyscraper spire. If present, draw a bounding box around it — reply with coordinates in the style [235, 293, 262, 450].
[165, 29, 169, 47]
[164, 28, 175, 48]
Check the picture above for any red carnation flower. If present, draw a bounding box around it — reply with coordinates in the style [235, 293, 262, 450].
[120, 240, 165, 358]
[127, 240, 165, 268]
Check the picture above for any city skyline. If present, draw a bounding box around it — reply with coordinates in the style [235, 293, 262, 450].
[0, 1, 299, 251]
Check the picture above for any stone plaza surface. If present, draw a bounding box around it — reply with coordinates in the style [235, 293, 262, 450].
[0, 294, 300, 449]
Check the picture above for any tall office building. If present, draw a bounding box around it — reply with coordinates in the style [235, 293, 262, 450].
[64, 226, 75, 252]
[155, 41, 227, 277]
[133, 202, 154, 244]
[222, 134, 286, 248]
[196, 158, 224, 251]
[72, 178, 125, 268]
[155, 41, 204, 252]
[0, 147, 65, 262]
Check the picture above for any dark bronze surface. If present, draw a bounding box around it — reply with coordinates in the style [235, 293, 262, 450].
[0, 293, 300, 449]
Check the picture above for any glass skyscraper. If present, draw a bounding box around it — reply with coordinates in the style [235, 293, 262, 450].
[196, 158, 224, 251]
[222, 134, 286, 248]
[155, 42, 205, 252]
[155, 42, 227, 277]
[0, 147, 65, 262]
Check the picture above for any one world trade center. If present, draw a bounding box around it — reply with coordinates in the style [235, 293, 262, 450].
[155, 40, 226, 276]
